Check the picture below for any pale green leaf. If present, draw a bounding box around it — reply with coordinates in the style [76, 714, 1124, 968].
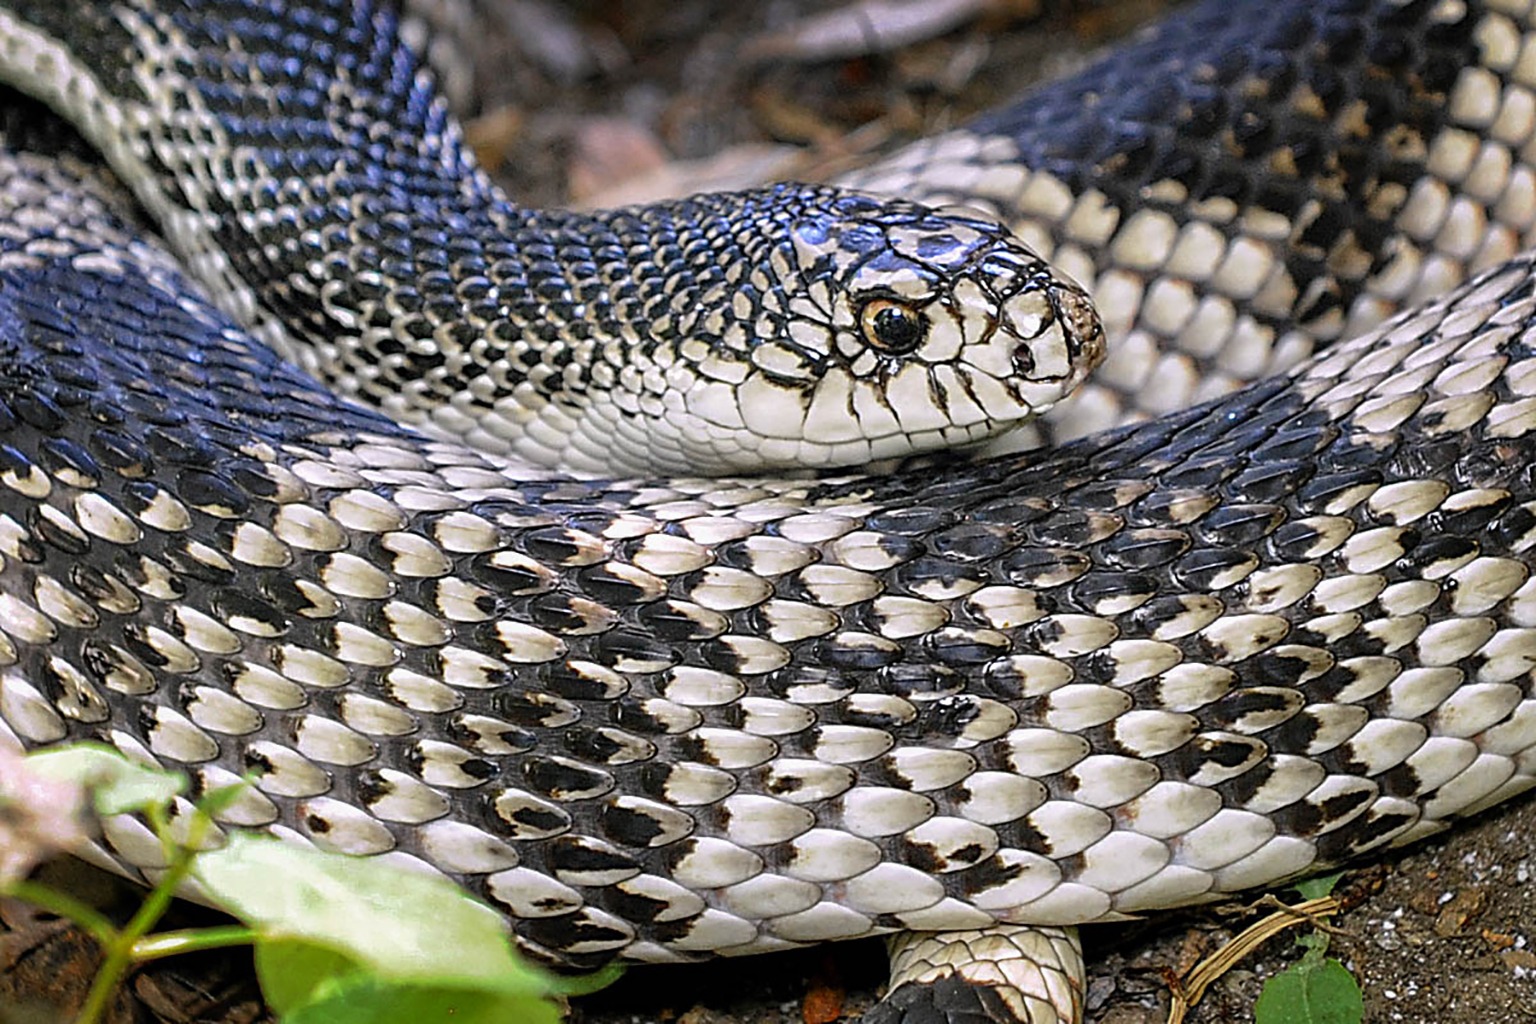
[195, 833, 547, 995]
[25, 744, 185, 815]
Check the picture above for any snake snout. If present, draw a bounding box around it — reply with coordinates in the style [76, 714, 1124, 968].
[1049, 282, 1106, 377]
[1003, 281, 1103, 381]
[995, 276, 1105, 416]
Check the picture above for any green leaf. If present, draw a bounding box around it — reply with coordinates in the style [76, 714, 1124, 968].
[24, 744, 185, 815]
[281, 975, 562, 1024]
[1255, 958, 1364, 1024]
[195, 834, 548, 996]
[197, 778, 258, 819]
[1293, 929, 1330, 966]
[1293, 872, 1345, 901]
[255, 936, 367, 1013]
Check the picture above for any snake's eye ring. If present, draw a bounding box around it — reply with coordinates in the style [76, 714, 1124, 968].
[859, 298, 927, 354]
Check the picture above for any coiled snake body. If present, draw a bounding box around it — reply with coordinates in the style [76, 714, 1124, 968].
[1, 2, 1535, 1022]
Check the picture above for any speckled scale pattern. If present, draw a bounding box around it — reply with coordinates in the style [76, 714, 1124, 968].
[2, 146, 1535, 969]
[0, 0, 1104, 477]
[971, 0, 1470, 258]
[847, 0, 1536, 451]
[872, 927, 1084, 1024]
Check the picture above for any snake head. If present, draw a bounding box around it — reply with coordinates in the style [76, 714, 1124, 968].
[670, 186, 1105, 473]
[508, 185, 1102, 477]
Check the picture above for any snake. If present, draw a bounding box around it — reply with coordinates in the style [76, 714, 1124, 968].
[0, 1, 1534, 1022]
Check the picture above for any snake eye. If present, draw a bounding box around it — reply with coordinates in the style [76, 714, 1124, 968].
[859, 299, 926, 354]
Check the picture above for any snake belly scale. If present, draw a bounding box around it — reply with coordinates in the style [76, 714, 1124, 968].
[0, 1, 1535, 1023]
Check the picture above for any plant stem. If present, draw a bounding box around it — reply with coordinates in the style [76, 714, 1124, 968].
[132, 924, 257, 961]
[3, 881, 121, 947]
[71, 861, 185, 1024]
[74, 808, 217, 1024]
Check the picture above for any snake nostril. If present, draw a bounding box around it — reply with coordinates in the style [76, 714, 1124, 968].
[1012, 342, 1035, 378]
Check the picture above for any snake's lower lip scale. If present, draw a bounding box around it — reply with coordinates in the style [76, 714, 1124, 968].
[0, 0, 1535, 1022]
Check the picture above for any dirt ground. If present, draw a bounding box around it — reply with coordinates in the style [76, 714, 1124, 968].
[2, 1, 1535, 1023]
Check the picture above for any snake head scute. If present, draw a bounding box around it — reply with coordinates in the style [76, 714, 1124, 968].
[665, 185, 1105, 474]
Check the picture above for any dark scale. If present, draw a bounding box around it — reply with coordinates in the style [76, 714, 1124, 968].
[998, 547, 1092, 589]
[812, 633, 904, 672]
[924, 630, 1011, 668]
[1398, 533, 1478, 573]
[1170, 546, 1258, 590]
[593, 629, 678, 671]
[1158, 455, 1244, 494]
[561, 727, 654, 767]
[1192, 502, 1288, 547]
[1025, 509, 1114, 550]
[1097, 527, 1193, 572]
[879, 663, 963, 699]
[550, 837, 641, 887]
[1266, 518, 1335, 563]
[1063, 571, 1159, 615]
[1163, 734, 1271, 784]
[1313, 806, 1423, 862]
[520, 755, 616, 802]
[1221, 459, 1319, 504]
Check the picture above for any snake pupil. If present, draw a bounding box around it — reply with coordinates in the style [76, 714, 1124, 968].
[862, 299, 926, 354]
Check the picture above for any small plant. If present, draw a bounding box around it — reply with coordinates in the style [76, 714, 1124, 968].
[0, 742, 605, 1024]
[1253, 873, 1364, 1024]
[1166, 872, 1363, 1024]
